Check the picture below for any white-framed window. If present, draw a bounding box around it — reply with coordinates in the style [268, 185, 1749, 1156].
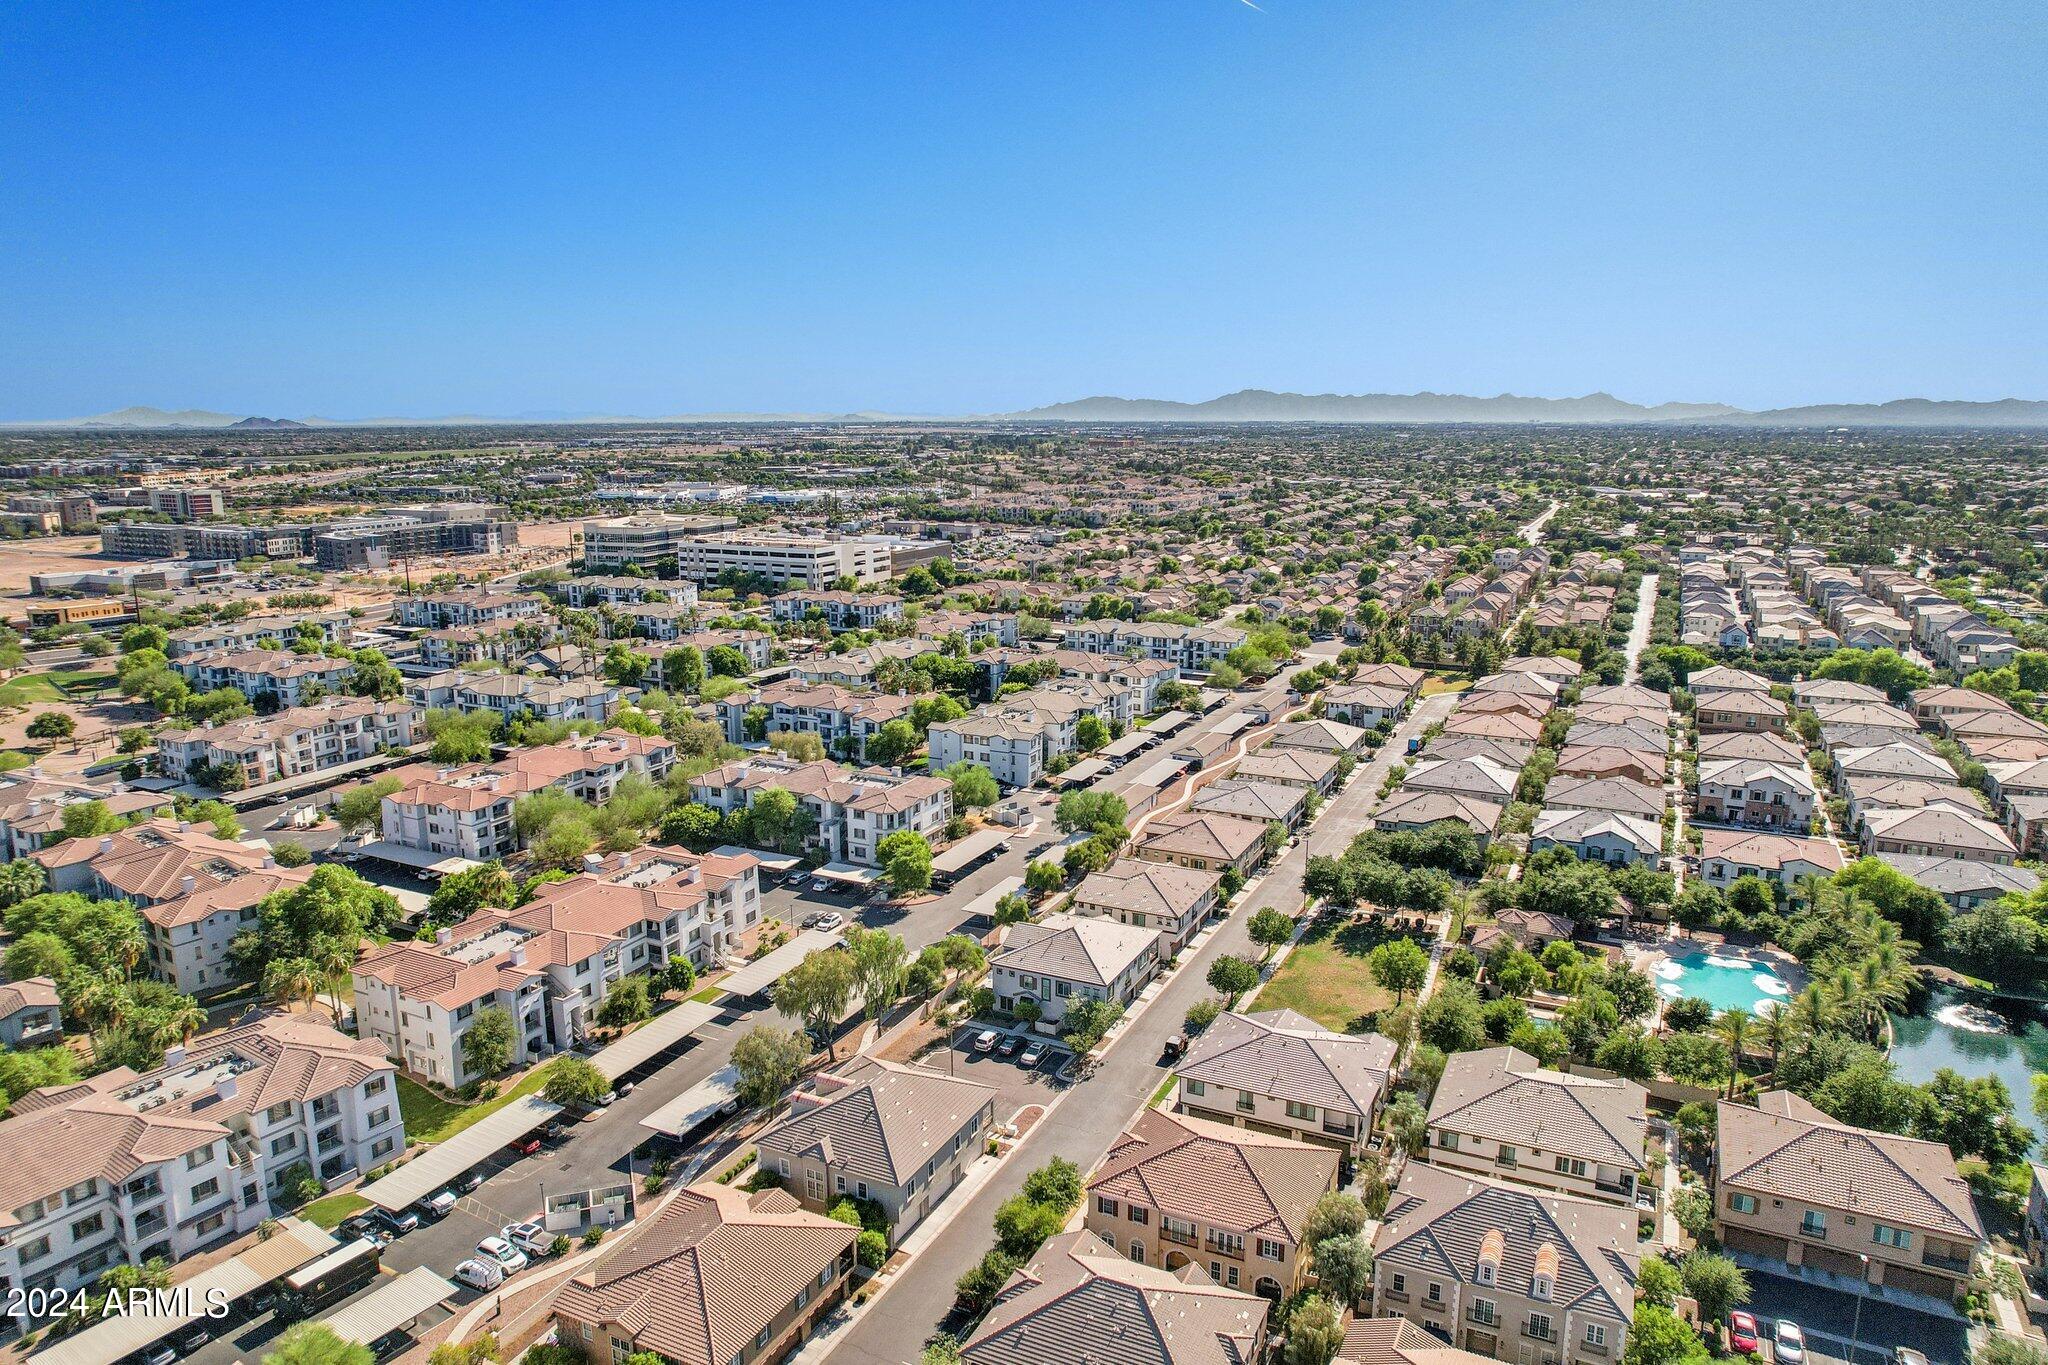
[1872, 1223, 1913, 1250]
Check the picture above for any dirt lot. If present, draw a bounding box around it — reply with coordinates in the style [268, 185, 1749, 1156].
[0, 535, 115, 594]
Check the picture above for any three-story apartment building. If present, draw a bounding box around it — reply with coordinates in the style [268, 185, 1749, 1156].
[1425, 1048, 1648, 1209]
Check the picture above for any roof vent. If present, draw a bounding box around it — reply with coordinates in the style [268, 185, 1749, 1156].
[215, 1075, 237, 1102]
[163, 1045, 186, 1068]
[181, 874, 197, 894]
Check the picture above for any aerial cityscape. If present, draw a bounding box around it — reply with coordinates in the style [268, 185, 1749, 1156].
[3, 7, 2046, 1365]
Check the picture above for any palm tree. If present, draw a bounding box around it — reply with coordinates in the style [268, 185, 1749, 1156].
[163, 999, 208, 1048]
[1787, 982, 1833, 1040]
[1715, 1009, 1752, 1098]
[318, 944, 354, 1023]
[264, 958, 320, 1014]
[1756, 1001, 1790, 1082]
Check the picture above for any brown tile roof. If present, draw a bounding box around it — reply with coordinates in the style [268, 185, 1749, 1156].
[1089, 1108, 1337, 1245]
[555, 1183, 856, 1365]
[1717, 1091, 1983, 1240]
[1177, 1010, 1395, 1118]
[756, 1057, 994, 1188]
[1427, 1046, 1647, 1171]
[1337, 1317, 1495, 1365]
[1073, 859, 1222, 922]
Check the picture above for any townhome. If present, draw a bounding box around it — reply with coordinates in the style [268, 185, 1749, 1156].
[0, 976, 63, 1049]
[155, 697, 417, 787]
[1696, 828, 1845, 894]
[172, 648, 357, 708]
[553, 1183, 858, 1365]
[354, 845, 759, 1085]
[1830, 741, 1958, 793]
[688, 756, 952, 867]
[1540, 776, 1664, 822]
[1191, 776, 1308, 830]
[379, 731, 675, 862]
[0, 773, 171, 860]
[1694, 757, 1817, 831]
[1086, 1107, 1339, 1298]
[1070, 857, 1222, 955]
[755, 1057, 996, 1237]
[1136, 809, 1272, 876]
[1323, 682, 1414, 730]
[1404, 756, 1522, 806]
[1425, 1047, 1648, 1208]
[1336, 1318, 1497, 1365]
[1715, 1091, 1984, 1313]
[1860, 805, 2018, 864]
[1372, 789, 1507, 847]
[1840, 775, 1981, 838]
[1529, 808, 1661, 869]
[1468, 909, 1574, 959]
[1371, 1162, 1638, 1365]
[0, 1013, 402, 1294]
[1446, 710, 1546, 747]
[1174, 1009, 1396, 1154]
[407, 668, 620, 725]
[1878, 853, 2039, 911]
[1266, 717, 1371, 759]
[989, 913, 1159, 1028]
[1232, 744, 1340, 793]
[961, 1228, 1269, 1365]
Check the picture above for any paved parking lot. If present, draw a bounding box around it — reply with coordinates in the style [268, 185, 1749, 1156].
[946, 1023, 1068, 1119]
[1743, 1270, 1969, 1365]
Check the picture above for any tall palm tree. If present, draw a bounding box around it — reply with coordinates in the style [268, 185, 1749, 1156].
[163, 999, 208, 1048]
[1787, 982, 1833, 1040]
[1756, 1001, 1790, 1082]
[1715, 1009, 1753, 1098]
[264, 958, 320, 1014]
[318, 943, 355, 1024]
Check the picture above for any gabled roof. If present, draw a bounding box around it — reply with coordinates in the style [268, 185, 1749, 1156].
[993, 913, 1158, 987]
[1073, 859, 1222, 922]
[963, 1228, 1268, 1365]
[755, 1057, 994, 1187]
[555, 1183, 855, 1365]
[1176, 1010, 1395, 1118]
[1427, 1046, 1647, 1171]
[1089, 1108, 1338, 1243]
[1717, 1091, 1983, 1241]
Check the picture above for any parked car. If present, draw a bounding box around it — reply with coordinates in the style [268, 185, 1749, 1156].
[811, 911, 844, 931]
[503, 1221, 552, 1257]
[453, 1169, 485, 1194]
[1163, 1033, 1186, 1060]
[507, 1135, 544, 1157]
[973, 1029, 998, 1052]
[170, 1324, 212, 1353]
[452, 1257, 504, 1291]
[337, 1214, 392, 1246]
[1019, 1041, 1047, 1068]
[371, 1206, 419, 1237]
[998, 1034, 1024, 1058]
[784, 870, 809, 887]
[417, 1189, 458, 1221]
[477, 1235, 530, 1275]
[1727, 1311, 1759, 1355]
[136, 1344, 177, 1365]
[1773, 1319, 1805, 1365]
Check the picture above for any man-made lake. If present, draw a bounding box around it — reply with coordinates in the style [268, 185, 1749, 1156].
[1889, 985, 2048, 1114]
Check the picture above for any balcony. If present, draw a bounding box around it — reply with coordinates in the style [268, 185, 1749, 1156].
[1161, 1226, 1198, 1248]
[1204, 1237, 1245, 1261]
[1922, 1249, 1973, 1274]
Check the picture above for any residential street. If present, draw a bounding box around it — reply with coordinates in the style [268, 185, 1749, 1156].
[819, 692, 1453, 1365]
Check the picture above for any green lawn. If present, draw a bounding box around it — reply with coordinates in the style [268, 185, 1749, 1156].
[397, 1068, 551, 1143]
[0, 667, 110, 707]
[1253, 915, 1422, 1033]
[689, 985, 727, 1003]
[299, 1192, 369, 1229]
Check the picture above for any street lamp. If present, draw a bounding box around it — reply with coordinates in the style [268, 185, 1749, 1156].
[1848, 1253, 1869, 1365]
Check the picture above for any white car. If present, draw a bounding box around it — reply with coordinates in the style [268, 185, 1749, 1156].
[1773, 1319, 1805, 1365]
[477, 1235, 529, 1275]
[812, 911, 844, 931]
[973, 1029, 999, 1053]
[452, 1257, 504, 1291]
[503, 1221, 552, 1257]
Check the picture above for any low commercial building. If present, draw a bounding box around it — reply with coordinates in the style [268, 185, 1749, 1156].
[0, 1013, 402, 1294]
[755, 1057, 996, 1236]
[553, 1183, 858, 1365]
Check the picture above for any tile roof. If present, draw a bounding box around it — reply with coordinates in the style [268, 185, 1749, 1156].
[1427, 1047, 1647, 1171]
[756, 1058, 994, 1188]
[1073, 859, 1222, 922]
[994, 913, 1159, 988]
[1177, 1010, 1395, 1118]
[1089, 1108, 1338, 1244]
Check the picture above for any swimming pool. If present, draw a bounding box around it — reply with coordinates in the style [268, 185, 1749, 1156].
[1651, 949, 1792, 1015]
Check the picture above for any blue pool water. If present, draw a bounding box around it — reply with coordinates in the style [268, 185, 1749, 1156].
[1652, 949, 1792, 1015]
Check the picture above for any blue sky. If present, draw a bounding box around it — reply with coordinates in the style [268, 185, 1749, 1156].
[3, 1, 2044, 419]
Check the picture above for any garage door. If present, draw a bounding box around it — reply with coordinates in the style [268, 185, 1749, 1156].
[1722, 1227, 1789, 1261]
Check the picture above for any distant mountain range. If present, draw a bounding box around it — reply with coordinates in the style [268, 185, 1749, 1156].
[17, 391, 2048, 429]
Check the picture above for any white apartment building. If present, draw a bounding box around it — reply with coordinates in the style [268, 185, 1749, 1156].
[556, 575, 698, 610]
[379, 731, 675, 862]
[0, 774, 171, 861]
[688, 757, 953, 867]
[353, 846, 760, 1085]
[166, 610, 352, 658]
[926, 686, 1102, 790]
[0, 1014, 402, 1295]
[155, 697, 418, 786]
[1061, 621, 1247, 674]
[406, 669, 619, 725]
[392, 591, 549, 629]
[172, 648, 358, 708]
[770, 589, 904, 630]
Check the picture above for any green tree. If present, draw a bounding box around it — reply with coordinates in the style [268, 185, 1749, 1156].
[1054, 790, 1128, 836]
[335, 775, 402, 836]
[1621, 1303, 1708, 1365]
[731, 1025, 809, 1114]
[121, 624, 169, 655]
[264, 1322, 373, 1365]
[1075, 714, 1110, 751]
[1303, 1191, 1368, 1245]
[541, 1055, 610, 1107]
[427, 863, 515, 924]
[1021, 1156, 1083, 1211]
[1283, 1294, 1345, 1365]
[993, 1193, 1067, 1256]
[5, 929, 74, 983]
[879, 829, 934, 895]
[1024, 860, 1065, 897]
[774, 949, 856, 1060]
[1419, 978, 1488, 1053]
[1206, 954, 1260, 1006]
[0, 859, 46, 908]
[1366, 937, 1430, 1003]
[1635, 1256, 1682, 1308]
[943, 761, 1000, 810]
[1248, 908, 1294, 958]
[459, 1005, 516, 1080]
[747, 787, 801, 849]
[954, 1249, 1020, 1315]
[1311, 1233, 1374, 1306]
[347, 650, 405, 701]
[865, 719, 920, 767]
[595, 975, 653, 1029]
[662, 645, 706, 695]
[423, 708, 499, 763]
[846, 925, 909, 1025]
[26, 711, 75, 743]
[1678, 1250, 1749, 1325]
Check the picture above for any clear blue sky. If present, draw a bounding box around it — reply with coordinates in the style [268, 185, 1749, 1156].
[4, 1, 2044, 420]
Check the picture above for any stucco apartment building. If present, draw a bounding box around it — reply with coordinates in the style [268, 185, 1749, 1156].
[1174, 1009, 1397, 1155]
[926, 690, 1088, 790]
[717, 680, 918, 761]
[1425, 1047, 1648, 1209]
[989, 913, 1160, 1028]
[0, 1013, 402, 1295]
[688, 756, 952, 868]
[1715, 1091, 1984, 1314]
[1085, 1107, 1338, 1299]
[0, 976, 63, 1049]
[407, 669, 620, 725]
[1371, 1162, 1638, 1365]
[1070, 857, 1222, 955]
[0, 772, 171, 861]
[354, 845, 758, 1086]
[379, 730, 675, 861]
[755, 1057, 996, 1236]
[171, 648, 358, 708]
[583, 522, 893, 586]
[554, 1183, 858, 1365]
[769, 588, 903, 629]
[155, 696, 418, 786]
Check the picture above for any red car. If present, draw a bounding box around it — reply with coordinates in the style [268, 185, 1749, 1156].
[1727, 1311, 1760, 1355]
[507, 1135, 543, 1157]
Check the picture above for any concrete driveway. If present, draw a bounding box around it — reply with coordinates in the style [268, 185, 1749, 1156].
[944, 1024, 1067, 1120]
[1744, 1270, 1968, 1365]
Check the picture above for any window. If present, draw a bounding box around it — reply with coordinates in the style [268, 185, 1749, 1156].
[195, 1212, 225, 1237]
[364, 1076, 387, 1098]
[1531, 1272, 1552, 1301]
[1185, 1079, 1206, 1098]
[1256, 1238, 1285, 1261]
[1436, 1130, 1459, 1152]
[1236, 1090, 1255, 1112]
[1497, 1144, 1518, 1168]
[1130, 1240, 1145, 1262]
[1127, 1205, 1148, 1225]
[265, 1102, 293, 1122]
[1475, 1258, 1495, 1287]
[1525, 1312, 1553, 1342]
[1225, 1265, 1239, 1288]
[1284, 1100, 1316, 1121]
[191, 1177, 221, 1203]
[1388, 1272, 1407, 1297]
[71, 1213, 104, 1240]
[778, 1158, 791, 1177]
[1097, 1196, 1119, 1217]
[1872, 1224, 1913, 1250]
[21, 1235, 51, 1263]
[1729, 1192, 1758, 1215]
[1553, 1155, 1588, 1178]
[1469, 1298, 1497, 1326]
[185, 1148, 211, 1171]
[835, 1175, 847, 1193]
[1585, 1324, 1608, 1349]
[1801, 1210, 1828, 1238]
[1425, 1281, 1443, 1305]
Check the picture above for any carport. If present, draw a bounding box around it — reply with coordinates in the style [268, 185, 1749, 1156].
[640, 1065, 741, 1138]
[714, 843, 800, 877]
[718, 926, 844, 998]
[351, 840, 480, 877]
[1047, 757, 1109, 788]
[960, 875, 1025, 928]
[931, 826, 1009, 882]
[811, 860, 882, 888]
[322, 1265, 459, 1345]
[357, 1093, 562, 1210]
[588, 999, 723, 1081]
[32, 1217, 336, 1365]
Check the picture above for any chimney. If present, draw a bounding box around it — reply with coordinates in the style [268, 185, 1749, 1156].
[436, 927, 454, 946]
[262, 853, 275, 869]
[178, 821, 191, 833]
[26, 798, 41, 817]
[215, 1075, 237, 1103]
[509, 945, 526, 967]
[163, 1045, 186, 1068]
[181, 874, 197, 895]
[99, 835, 115, 854]
[685, 865, 700, 883]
